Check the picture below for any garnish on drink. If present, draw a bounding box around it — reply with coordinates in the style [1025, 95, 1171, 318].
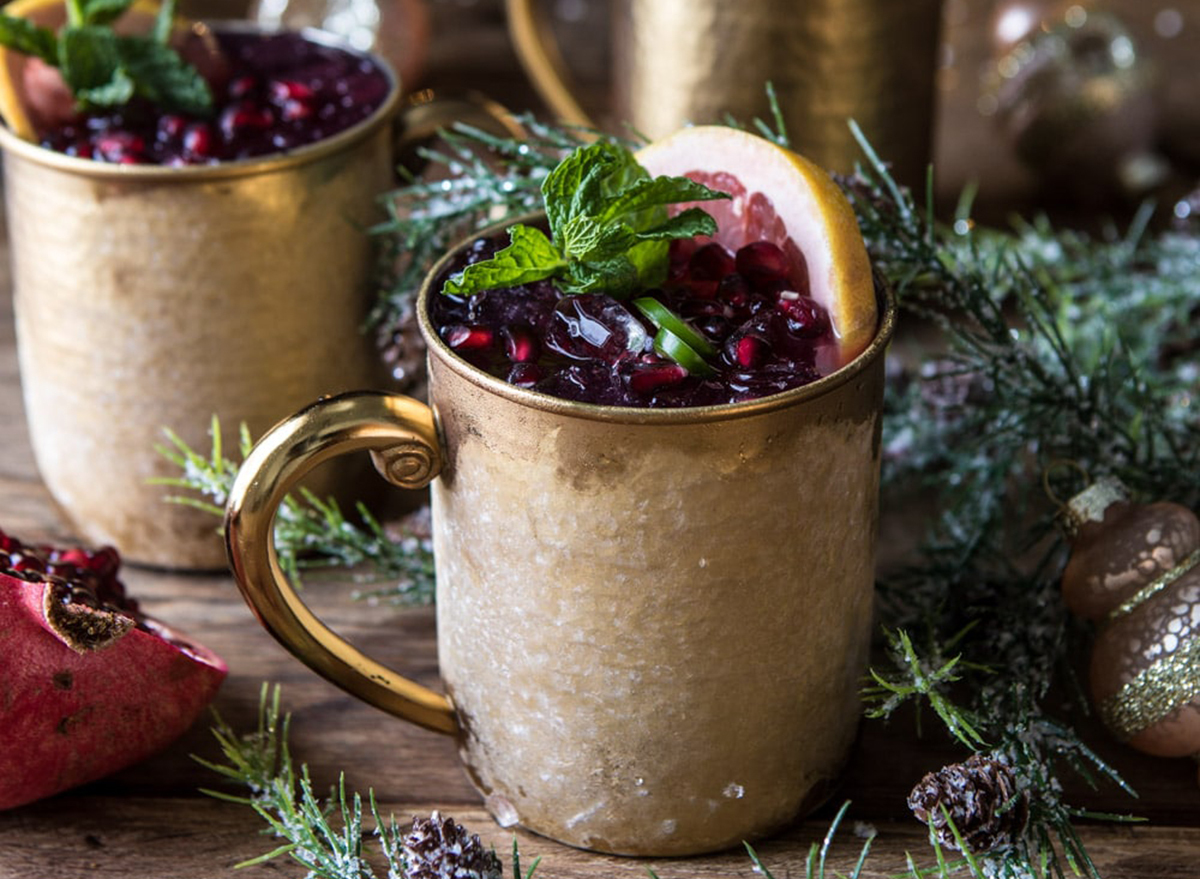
[430, 126, 879, 408]
[0, 0, 391, 163]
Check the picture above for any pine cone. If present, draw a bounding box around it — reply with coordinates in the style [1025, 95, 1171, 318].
[402, 812, 503, 879]
[907, 754, 1029, 853]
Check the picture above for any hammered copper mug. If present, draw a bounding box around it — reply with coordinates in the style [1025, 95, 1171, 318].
[224, 227, 896, 856]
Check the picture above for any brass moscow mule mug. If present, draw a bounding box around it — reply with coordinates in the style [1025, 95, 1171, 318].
[0, 25, 398, 569]
[225, 226, 897, 856]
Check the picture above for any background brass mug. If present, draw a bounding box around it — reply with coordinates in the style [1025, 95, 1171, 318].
[0, 24, 521, 570]
[225, 226, 897, 856]
[0, 26, 400, 569]
[506, 0, 943, 188]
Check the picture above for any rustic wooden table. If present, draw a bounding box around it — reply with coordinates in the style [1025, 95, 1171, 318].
[2, 2, 1198, 876]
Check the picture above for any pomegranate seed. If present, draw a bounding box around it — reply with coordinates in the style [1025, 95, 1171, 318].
[735, 241, 791, 288]
[502, 326, 539, 363]
[7, 552, 44, 573]
[220, 101, 275, 138]
[680, 299, 731, 319]
[53, 548, 92, 568]
[668, 238, 698, 281]
[93, 131, 146, 164]
[445, 324, 494, 351]
[702, 317, 733, 340]
[507, 362, 543, 387]
[688, 243, 735, 280]
[157, 114, 187, 141]
[269, 79, 315, 102]
[183, 123, 214, 157]
[88, 547, 121, 578]
[680, 279, 718, 300]
[734, 335, 769, 368]
[627, 361, 688, 395]
[776, 292, 829, 337]
[227, 75, 258, 99]
[717, 273, 751, 308]
[281, 99, 313, 121]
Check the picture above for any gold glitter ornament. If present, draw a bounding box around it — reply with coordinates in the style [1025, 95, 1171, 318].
[1058, 476, 1200, 774]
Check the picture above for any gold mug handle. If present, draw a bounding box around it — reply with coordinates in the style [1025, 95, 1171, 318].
[224, 390, 458, 736]
[505, 0, 594, 127]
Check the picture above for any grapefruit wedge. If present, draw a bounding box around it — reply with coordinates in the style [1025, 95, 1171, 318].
[0, 0, 174, 140]
[637, 125, 877, 369]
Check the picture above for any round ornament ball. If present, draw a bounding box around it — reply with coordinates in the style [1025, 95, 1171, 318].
[985, 0, 1165, 201]
[1059, 477, 1200, 778]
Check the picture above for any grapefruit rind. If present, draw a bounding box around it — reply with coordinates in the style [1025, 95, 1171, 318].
[636, 125, 877, 368]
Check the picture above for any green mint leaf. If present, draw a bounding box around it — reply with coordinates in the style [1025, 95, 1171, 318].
[539, 142, 595, 234]
[634, 206, 720, 241]
[80, 0, 137, 28]
[557, 215, 636, 264]
[541, 141, 645, 237]
[562, 255, 638, 297]
[449, 141, 727, 304]
[118, 36, 212, 113]
[59, 25, 124, 105]
[599, 175, 728, 229]
[0, 16, 58, 65]
[76, 71, 135, 106]
[625, 239, 670, 290]
[442, 224, 566, 297]
[573, 145, 642, 221]
[4, 0, 209, 118]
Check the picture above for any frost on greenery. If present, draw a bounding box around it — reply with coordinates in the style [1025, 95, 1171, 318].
[155, 417, 435, 605]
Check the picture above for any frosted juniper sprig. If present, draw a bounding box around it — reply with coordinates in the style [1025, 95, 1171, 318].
[202, 685, 870, 879]
[845, 125, 1186, 877]
[155, 418, 435, 604]
[198, 685, 379, 876]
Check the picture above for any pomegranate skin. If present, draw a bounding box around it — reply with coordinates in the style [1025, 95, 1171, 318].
[0, 572, 227, 810]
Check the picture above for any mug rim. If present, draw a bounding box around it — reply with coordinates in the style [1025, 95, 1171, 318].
[417, 213, 897, 426]
[0, 22, 401, 182]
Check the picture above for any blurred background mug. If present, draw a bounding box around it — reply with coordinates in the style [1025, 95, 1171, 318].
[507, 0, 943, 188]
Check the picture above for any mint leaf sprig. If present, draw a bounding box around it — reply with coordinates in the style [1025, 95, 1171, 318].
[0, 0, 212, 116]
[441, 140, 728, 300]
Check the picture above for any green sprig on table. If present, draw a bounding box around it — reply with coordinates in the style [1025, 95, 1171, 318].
[166, 104, 1199, 878]
[154, 418, 435, 604]
[0, 0, 211, 114]
[200, 685, 874, 879]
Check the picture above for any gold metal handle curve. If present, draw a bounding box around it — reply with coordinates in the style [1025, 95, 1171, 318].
[505, 0, 593, 127]
[224, 390, 458, 736]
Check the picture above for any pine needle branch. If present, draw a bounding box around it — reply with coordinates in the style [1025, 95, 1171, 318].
[155, 418, 435, 605]
[204, 686, 865, 879]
